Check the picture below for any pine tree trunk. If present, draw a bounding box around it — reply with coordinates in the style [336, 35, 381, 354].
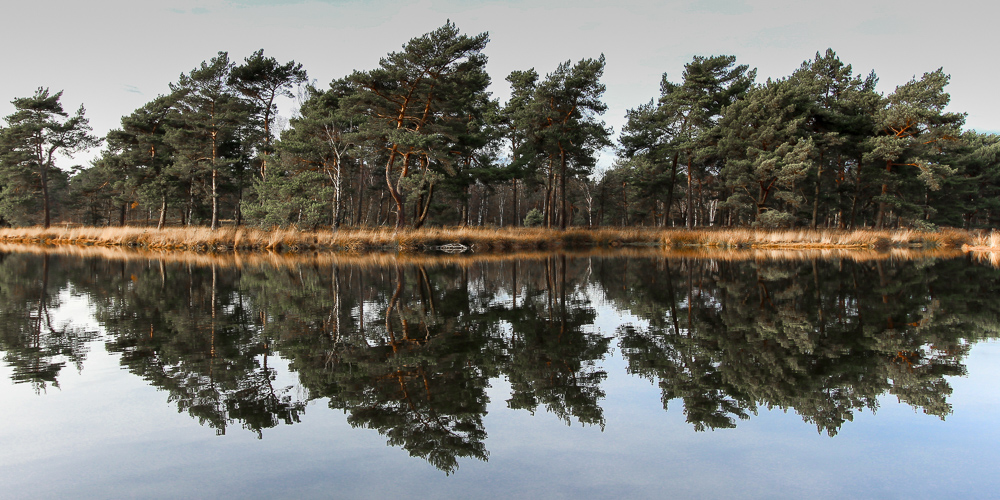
[559, 147, 568, 230]
[385, 150, 406, 229]
[811, 165, 822, 229]
[544, 159, 554, 228]
[40, 163, 51, 229]
[157, 196, 167, 230]
[686, 155, 694, 229]
[512, 178, 519, 227]
[665, 152, 679, 227]
[211, 164, 219, 230]
[876, 161, 891, 229]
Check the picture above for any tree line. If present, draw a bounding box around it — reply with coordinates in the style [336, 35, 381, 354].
[1, 22, 997, 231]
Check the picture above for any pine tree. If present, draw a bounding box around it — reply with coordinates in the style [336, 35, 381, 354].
[229, 49, 307, 182]
[103, 94, 179, 228]
[719, 78, 812, 226]
[0, 88, 100, 227]
[167, 52, 250, 230]
[348, 22, 491, 229]
[621, 55, 754, 227]
[514, 56, 612, 229]
[789, 49, 879, 228]
[867, 69, 965, 228]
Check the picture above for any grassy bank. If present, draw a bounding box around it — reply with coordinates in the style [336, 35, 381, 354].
[0, 242, 967, 270]
[964, 231, 1000, 267]
[0, 226, 658, 252]
[0, 225, 985, 253]
[964, 230, 1000, 251]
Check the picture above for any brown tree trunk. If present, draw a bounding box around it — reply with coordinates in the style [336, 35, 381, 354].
[39, 163, 51, 229]
[686, 154, 694, 229]
[811, 152, 823, 229]
[876, 161, 892, 229]
[385, 150, 406, 229]
[157, 196, 167, 230]
[559, 147, 568, 230]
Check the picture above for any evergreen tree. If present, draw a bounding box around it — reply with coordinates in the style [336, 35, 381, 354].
[102, 94, 180, 228]
[252, 81, 360, 229]
[167, 52, 250, 230]
[0, 88, 100, 227]
[348, 21, 492, 229]
[719, 78, 813, 226]
[621, 55, 754, 227]
[867, 69, 965, 228]
[950, 131, 1000, 227]
[789, 49, 880, 229]
[229, 49, 307, 181]
[513, 56, 612, 229]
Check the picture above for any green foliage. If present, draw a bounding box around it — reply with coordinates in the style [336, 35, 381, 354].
[618, 55, 755, 227]
[0, 37, 989, 231]
[523, 208, 543, 227]
[167, 52, 251, 229]
[229, 48, 307, 179]
[719, 78, 812, 225]
[269, 81, 359, 229]
[0, 88, 100, 227]
[866, 69, 966, 228]
[347, 21, 494, 228]
[508, 55, 612, 229]
[242, 169, 332, 229]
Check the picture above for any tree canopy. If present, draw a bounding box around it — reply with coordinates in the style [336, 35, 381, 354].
[0, 23, 995, 231]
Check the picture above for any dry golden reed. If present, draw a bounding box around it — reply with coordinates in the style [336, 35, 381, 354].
[962, 230, 1000, 268]
[661, 227, 973, 249]
[0, 225, 662, 252]
[0, 241, 967, 271]
[0, 225, 981, 255]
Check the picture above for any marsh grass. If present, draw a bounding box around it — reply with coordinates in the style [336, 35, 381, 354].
[0, 225, 664, 252]
[965, 230, 1000, 250]
[661, 227, 972, 249]
[962, 230, 1000, 268]
[0, 225, 979, 254]
[0, 242, 965, 271]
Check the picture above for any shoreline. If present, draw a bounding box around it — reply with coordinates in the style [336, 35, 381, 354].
[0, 242, 972, 270]
[0, 225, 995, 254]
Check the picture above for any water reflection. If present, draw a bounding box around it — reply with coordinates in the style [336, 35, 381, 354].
[0, 254, 99, 392]
[0, 248, 997, 472]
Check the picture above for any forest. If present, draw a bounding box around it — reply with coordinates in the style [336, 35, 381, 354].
[1, 21, 998, 232]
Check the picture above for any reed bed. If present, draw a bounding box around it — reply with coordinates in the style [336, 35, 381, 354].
[661, 227, 973, 249]
[0, 225, 979, 254]
[0, 241, 967, 271]
[962, 230, 1000, 268]
[0, 225, 663, 253]
[964, 230, 1000, 251]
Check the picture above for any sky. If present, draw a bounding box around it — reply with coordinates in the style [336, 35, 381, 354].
[2, 0, 998, 168]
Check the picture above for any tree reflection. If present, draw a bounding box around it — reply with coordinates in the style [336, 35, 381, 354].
[498, 256, 608, 428]
[605, 256, 996, 435]
[0, 249, 998, 471]
[280, 264, 498, 473]
[252, 258, 608, 472]
[87, 259, 305, 437]
[0, 253, 98, 392]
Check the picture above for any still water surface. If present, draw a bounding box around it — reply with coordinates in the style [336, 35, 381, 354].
[0, 249, 998, 498]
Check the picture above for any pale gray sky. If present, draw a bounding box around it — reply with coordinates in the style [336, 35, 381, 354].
[2, 0, 997, 168]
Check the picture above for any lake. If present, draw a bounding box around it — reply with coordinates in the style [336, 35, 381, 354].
[1, 247, 998, 499]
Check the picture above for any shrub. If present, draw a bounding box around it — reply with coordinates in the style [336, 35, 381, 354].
[523, 208, 544, 227]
